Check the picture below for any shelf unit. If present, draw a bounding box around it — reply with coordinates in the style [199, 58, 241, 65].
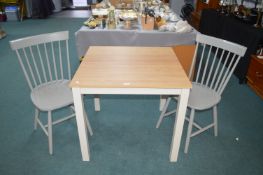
[246, 55, 263, 99]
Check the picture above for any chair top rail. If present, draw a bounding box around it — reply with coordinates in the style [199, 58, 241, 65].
[10, 31, 71, 90]
[196, 33, 247, 57]
[10, 31, 69, 50]
[189, 34, 247, 96]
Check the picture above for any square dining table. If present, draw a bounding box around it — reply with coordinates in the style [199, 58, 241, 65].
[70, 46, 192, 162]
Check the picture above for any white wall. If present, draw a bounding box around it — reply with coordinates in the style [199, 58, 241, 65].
[73, 0, 88, 6]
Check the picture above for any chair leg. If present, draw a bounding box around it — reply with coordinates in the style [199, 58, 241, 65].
[47, 111, 53, 155]
[94, 95, 100, 111]
[184, 108, 195, 154]
[213, 106, 218, 137]
[159, 95, 168, 111]
[83, 109, 93, 136]
[34, 108, 40, 130]
[156, 97, 172, 128]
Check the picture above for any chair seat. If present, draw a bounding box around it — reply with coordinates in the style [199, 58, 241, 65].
[31, 80, 73, 111]
[187, 83, 221, 110]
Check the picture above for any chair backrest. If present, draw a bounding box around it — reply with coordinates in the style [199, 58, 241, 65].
[10, 31, 71, 91]
[189, 33, 247, 96]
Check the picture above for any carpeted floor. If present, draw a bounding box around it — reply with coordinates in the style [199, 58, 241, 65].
[0, 17, 263, 175]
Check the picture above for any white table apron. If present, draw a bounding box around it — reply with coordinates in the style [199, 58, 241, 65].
[72, 87, 190, 162]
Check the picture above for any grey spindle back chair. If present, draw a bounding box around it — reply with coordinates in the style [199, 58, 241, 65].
[10, 31, 93, 155]
[12, 31, 71, 90]
[156, 33, 247, 153]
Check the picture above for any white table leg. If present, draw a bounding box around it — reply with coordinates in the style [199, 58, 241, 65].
[169, 89, 189, 162]
[94, 95, 100, 111]
[72, 88, 90, 161]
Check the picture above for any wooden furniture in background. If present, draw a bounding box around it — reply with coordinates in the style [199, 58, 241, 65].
[189, 0, 219, 30]
[246, 55, 263, 99]
[0, 0, 25, 21]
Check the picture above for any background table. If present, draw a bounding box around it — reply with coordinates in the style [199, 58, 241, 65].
[75, 26, 197, 58]
[199, 9, 263, 83]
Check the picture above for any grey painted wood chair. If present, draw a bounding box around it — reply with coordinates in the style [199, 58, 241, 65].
[10, 31, 93, 155]
[156, 33, 247, 153]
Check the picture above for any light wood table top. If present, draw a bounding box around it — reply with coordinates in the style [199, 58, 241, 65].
[70, 46, 192, 89]
[70, 46, 192, 162]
